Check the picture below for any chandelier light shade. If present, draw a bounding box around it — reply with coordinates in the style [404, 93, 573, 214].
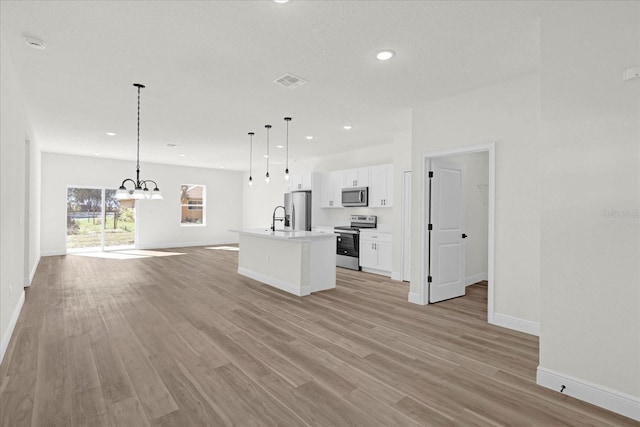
[114, 83, 163, 200]
[248, 132, 254, 186]
[265, 124, 271, 183]
[284, 117, 291, 181]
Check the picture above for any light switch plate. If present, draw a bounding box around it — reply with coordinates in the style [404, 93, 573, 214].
[623, 66, 640, 81]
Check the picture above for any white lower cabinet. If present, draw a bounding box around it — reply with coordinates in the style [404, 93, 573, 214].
[359, 231, 392, 276]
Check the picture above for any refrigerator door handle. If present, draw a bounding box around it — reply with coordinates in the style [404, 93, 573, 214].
[359, 191, 363, 203]
[291, 204, 296, 230]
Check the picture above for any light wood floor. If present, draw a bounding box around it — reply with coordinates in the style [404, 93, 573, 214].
[1, 246, 636, 426]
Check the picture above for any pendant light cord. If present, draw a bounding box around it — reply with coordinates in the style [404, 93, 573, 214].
[265, 125, 271, 177]
[285, 117, 289, 171]
[248, 132, 254, 179]
[134, 83, 145, 187]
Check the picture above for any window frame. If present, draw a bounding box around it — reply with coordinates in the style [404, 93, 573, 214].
[180, 184, 206, 226]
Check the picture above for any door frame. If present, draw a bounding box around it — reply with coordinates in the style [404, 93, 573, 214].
[418, 142, 495, 324]
[401, 170, 412, 281]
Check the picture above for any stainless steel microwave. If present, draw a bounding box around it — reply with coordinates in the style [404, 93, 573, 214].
[341, 187, 368, 207]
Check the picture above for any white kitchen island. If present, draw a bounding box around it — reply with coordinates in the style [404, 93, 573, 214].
[231, 229, 337, 297]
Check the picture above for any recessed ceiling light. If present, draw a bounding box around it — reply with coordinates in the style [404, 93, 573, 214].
[179, 154, 185, 157]
[343, 125, 353, 130]
[24, 36, 46, 50]
[220, 166, 225, 169]
[106, 132, 116, 136]
[306, 136, 313, 140]
[93, 153, 100, 156]
[276, 145, 284, 149]
[375, 50, 395, 61]
[273, 0, 290, 3]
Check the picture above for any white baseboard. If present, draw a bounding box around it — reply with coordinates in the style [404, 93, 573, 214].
[408, 291, 426, 305]
[391, 271, 402, 281]
[137, 239, 238, 250]
[361, 267, 392, 277]
[465, 272, 488, 286]
[40, 249, 66, 256]
[537, 366, 640, 422]
[0, 289, 25, 365]
[43, 241, 239, 257]
[24, 255, 41, 287]
[491, 312, 539, 336]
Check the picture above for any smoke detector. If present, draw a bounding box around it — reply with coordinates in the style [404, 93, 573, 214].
[274, 73, 308, 89]
[24, 36, 46, 50]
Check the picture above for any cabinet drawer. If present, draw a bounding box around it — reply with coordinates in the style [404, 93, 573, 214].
[359, 231, 392, 243]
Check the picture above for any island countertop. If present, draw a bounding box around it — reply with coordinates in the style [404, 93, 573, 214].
[230, 228, 336, 241]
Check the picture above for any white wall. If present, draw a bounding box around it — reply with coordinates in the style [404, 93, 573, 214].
[411, 73, 541, 327]
[0, 35, 29, 362]
[445, 152, 489, 282]
[41, 153, 244, 254]
[538, 0, 640, 408]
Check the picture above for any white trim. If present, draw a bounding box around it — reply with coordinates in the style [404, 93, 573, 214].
[465, 272, 488, 286]
[24, 254, 41, 287]
[401, 170, 412, 282]
[537, 367, 640, 422]
[41, 249, 66, 256]
[361, 267, 391, 277]
[391, 271, 402, 281]
[46, 239, 239, 257]
[136, 239, 238, 250]
[408, 291, 425, 305]
[492, 313, 539, 336]
[420, 143, 495, 321]
[238, 267, 310, 297]
[0, 290, 25, 365]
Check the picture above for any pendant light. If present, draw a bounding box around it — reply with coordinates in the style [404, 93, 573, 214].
[284, 117, 291, 180]
[265, 124, 271, 183]
[248, 132, 254, 186]
[115, 83, 162, 200]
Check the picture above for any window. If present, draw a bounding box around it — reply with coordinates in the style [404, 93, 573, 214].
[180, 185, 205, 225]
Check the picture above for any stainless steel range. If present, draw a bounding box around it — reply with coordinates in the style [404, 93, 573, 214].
[335, 215, 377, 270]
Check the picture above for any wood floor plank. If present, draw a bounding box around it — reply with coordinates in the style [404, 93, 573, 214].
[1, 246, 637, 426]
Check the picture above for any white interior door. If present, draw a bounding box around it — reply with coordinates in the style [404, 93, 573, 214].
[429, 159, 465, 303]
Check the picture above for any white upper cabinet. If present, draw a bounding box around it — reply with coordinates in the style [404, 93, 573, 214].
[320, 171, 344, 208]
[369, 164, 393, 207]
[343, 167, 369, 188]
[289, 173, 312, 191]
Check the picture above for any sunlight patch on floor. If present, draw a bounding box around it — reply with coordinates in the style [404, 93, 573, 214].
[205, 246, 239, 251]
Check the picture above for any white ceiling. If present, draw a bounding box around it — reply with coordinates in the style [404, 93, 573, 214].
[1, 1, 555, 171]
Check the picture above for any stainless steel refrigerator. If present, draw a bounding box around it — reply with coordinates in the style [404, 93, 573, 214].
[284, 191, 311, 231]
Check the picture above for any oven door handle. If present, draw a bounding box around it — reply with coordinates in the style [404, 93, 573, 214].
[336, 229, 358, 235]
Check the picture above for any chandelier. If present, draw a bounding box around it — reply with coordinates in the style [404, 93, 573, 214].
[115, 83, 163, 200]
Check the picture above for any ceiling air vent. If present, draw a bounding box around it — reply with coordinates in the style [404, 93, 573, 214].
[274, 73, 308, 89]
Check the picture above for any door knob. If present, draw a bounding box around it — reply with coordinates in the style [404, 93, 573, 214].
[462, 234, 468, 238]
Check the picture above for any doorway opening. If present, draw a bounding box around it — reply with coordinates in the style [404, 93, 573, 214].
[66, 187, 136, 253]
[418, 143, 495, 323]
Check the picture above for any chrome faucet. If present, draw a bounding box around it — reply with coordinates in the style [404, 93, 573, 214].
[271, 205, 286, 231]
